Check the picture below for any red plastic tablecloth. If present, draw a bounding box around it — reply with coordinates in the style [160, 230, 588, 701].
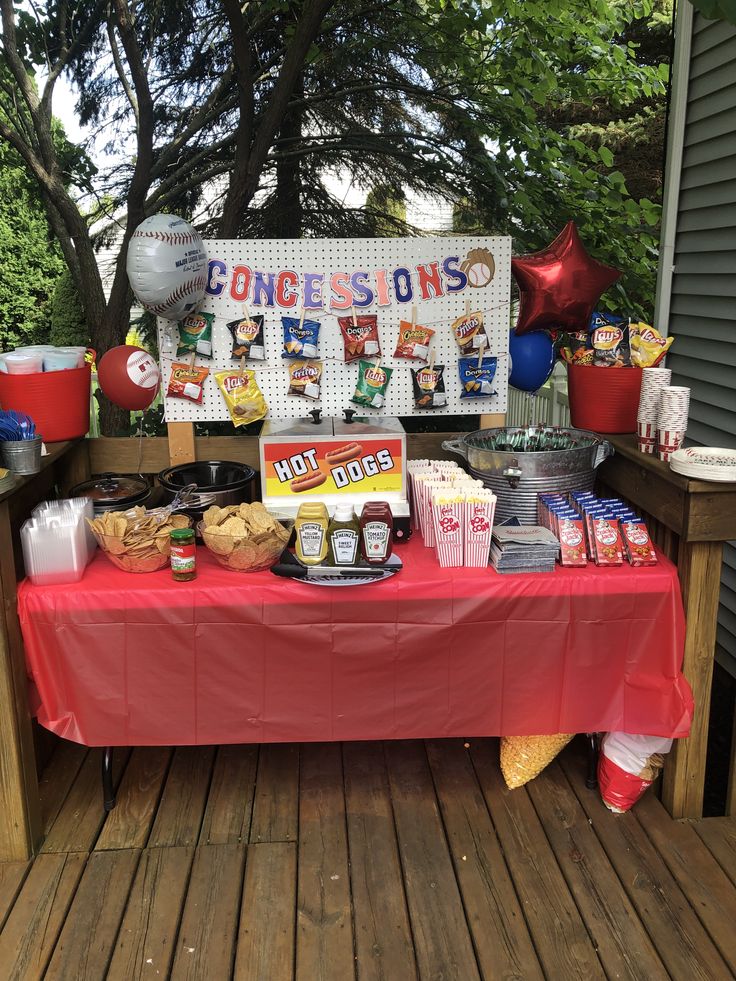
[17, 540, 693, 746]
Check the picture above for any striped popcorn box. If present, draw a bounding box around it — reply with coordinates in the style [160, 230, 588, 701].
[423, 480, 449, 547]
[408, 465, 433, 529]
[464, 494, 496, 567]
[416, 476, 446, 545]
[431, 491, 465, 567]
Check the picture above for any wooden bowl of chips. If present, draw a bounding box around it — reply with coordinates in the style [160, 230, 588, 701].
[88, 508, 191, 573]
[198, 502, 292, 572]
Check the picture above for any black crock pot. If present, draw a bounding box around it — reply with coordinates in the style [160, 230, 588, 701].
[157, 460, 258, 522]
[70, 473, 152, 514]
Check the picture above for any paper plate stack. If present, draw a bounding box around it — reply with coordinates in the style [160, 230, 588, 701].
[669, 447, 736, 482]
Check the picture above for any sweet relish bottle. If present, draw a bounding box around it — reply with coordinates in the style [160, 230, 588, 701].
[170, 527, 196, 581]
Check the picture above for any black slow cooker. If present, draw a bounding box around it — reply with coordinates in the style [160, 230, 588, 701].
[158, 460, 258, 522]
[70, 473, 152, 514]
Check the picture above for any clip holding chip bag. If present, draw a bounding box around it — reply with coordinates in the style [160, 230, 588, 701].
[411, 364, 447, 408]
[338, 314, 381, 363]
[451, 310, 488, 356]
[288, 360, 322, 400]
[166, 362, 210, 404]
[458, 356, 498, 398]
[282, 316, 321, 359]
[177, 312, 214, 358]
[394, 320, 435, 361]
[215, 368, 268, 427]
[227, 315, 265, 360]
[351, 360, 393, 409]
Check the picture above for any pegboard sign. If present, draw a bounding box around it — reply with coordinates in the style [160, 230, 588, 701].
[158, 237, 511, 422]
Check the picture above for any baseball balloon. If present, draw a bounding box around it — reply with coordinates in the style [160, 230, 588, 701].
[126, 214, 208, 321]
[98, 345, 160, 410]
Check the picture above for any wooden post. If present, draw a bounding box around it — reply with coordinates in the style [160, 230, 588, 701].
[167, 422, 196, 466]
[0, 501, 41, 860]
[661, 539, 724, 819]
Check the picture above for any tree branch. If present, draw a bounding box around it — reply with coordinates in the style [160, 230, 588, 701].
[218, 0, 337, 236]
[106, 10, 138, 123]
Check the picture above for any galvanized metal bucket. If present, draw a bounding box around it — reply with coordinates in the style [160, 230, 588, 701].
[1, 437, 42, 475]
[442, 426, 613, 525]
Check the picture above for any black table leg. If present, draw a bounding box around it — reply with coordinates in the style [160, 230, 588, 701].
[102, 746, 116, 811]
[585, 732, 599, 790]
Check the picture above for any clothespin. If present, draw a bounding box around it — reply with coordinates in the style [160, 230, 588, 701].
[351, 305, 358, 327]
[299, 305, 306, 329]
[465, 299, 471, 317]
[411, 304, 417, 327]
[477, 338, 486, 368]
[239, 355, 245, 379]
[243, 303, 250, 324]
[189, 351, 196, 371]
[428, 348, 436, 372]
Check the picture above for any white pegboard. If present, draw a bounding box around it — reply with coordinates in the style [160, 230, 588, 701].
[159, 237, 511, 422]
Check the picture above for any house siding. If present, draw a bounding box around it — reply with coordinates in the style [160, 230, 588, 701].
[668, 14, 736, 675]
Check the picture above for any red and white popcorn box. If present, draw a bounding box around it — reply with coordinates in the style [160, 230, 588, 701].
[408, 464, 433, 529]
[464, 496, 496, 567]
[416, 477, 446, 546]
[431, 494, 465, 567]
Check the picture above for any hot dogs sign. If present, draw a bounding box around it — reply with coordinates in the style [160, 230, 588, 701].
[261, 436, 405, 503]
[158, 236, 511, 422]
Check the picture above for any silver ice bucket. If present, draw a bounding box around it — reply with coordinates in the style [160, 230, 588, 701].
[442, 426, 613, 525]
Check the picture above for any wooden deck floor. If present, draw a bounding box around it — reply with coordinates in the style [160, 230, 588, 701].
[0, 738, 735, 980]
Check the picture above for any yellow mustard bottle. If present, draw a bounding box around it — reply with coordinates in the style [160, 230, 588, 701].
[295, 502, 329, 565]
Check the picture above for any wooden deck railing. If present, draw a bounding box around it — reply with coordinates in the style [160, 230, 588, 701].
[0, 431, 734, 858]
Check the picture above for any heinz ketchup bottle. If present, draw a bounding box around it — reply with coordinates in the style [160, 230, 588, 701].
[360, 502, 393, 565]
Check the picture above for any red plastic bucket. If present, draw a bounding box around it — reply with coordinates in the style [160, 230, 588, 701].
[0, 364, 91, 442]
[567, 364, 642, 434]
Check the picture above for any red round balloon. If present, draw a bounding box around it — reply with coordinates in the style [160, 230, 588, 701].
[97, 345, 160, 410]
[511, 222, 621, 335]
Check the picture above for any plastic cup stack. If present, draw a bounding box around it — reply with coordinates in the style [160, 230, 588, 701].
[658, 386, 690, 462]
[637, 367, 671, 454]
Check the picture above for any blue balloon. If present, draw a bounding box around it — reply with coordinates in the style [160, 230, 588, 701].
[508, 329, 555, 393]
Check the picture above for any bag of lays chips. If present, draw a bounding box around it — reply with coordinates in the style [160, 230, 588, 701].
[411, 364, 447, 408]
[591, 318, 631, 367]
[214, 368, 268, 426]
[351, 361, 393, 409]
[178, 312, 214, 358]
[630, 323, 673, 368]
[227, 315, 265, 360]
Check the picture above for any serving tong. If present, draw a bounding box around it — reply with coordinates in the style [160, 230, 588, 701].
[125, 483, 217, 526]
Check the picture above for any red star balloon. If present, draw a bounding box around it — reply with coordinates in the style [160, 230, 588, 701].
[511, 222, 621, 335]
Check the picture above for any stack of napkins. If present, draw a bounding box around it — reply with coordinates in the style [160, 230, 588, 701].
[490, 525, 560, 575]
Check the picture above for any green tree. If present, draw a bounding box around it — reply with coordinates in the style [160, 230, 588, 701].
[0, 141, 63, 349]
[49, 269, 89, 347]
[1, 0, 671, 434]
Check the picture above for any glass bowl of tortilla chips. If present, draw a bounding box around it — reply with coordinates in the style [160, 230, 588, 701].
[88, 508, 192, 573]
[198, 502, 292, 572]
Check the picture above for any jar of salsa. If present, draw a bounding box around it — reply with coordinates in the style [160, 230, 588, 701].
[170, 527, 196, 581]
[360, 502, 393, 565]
